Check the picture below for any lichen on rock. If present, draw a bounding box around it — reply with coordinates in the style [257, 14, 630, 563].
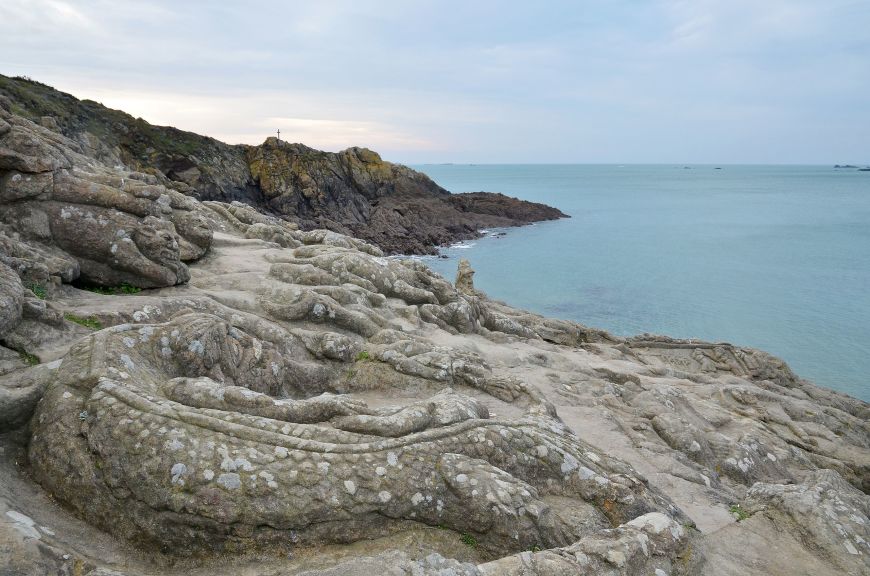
[0, 75, 868, 576]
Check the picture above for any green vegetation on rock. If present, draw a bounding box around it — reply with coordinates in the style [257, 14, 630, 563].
[459, 532, 478, 549]
[0, 73, 567, 256]
[0, 75, 221, 166]
[78, 282, 142, 295]
[18, 351, 39, 366]
[64, 313, 102, 330]
[28, 283, 47, 299]
[355, 350, 371, 362]
[729, 504, 751, 521]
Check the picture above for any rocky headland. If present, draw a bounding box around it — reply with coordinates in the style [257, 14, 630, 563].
[0, 75, 566, 255]
[0, 78, 868, 576]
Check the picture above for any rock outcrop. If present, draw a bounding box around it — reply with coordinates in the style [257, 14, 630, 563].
[0, 78, 868, 576]
[0, 74, 567, 256]
[0, 104, 210, 290]
[456, 258, 476, 295]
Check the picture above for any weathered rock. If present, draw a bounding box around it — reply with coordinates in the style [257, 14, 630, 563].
[455, 259, 476, 295]
[29, 309, 681, 556]
[743, 470, 869, 574]
[0, 206, 866, 574]
[0, 361, 56, 432]
[479, 512, 693, 575]
[698, 469, 870, 576]
[0, 261, 24, 336]
[0, 73, 867, 576]
[0, 74, 568, 256]
[0, 107, 211, 289]
[0, 226, 79, 284]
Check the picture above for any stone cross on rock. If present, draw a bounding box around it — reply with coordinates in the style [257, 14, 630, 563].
[277, 129, 281, 141]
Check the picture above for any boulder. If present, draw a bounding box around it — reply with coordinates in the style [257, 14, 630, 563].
[0, 261, 24, 336]
[0, 108, 211, 289]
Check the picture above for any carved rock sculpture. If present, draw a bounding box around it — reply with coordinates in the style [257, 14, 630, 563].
[0, 85, 867, 576]
[0, 106, 210, 289]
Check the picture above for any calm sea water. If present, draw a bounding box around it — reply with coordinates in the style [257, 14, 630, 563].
[411, 164, 870, 402]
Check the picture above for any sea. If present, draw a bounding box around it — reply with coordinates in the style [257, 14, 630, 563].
[410, 164, 870, 402]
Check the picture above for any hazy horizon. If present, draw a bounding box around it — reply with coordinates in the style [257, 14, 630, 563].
[415, 162, 866, 166]
[4, 72, 867, 168]
[3, 1, 868, 165]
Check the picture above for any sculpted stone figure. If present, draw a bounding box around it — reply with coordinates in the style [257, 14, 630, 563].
[29, 311, 686, 559]
[36, 204, 190, 287]
[455, 258, 476, 295]
[0, 108, 210, 289]
[169, 208, 213, 260]
[1, 81, 867, 576]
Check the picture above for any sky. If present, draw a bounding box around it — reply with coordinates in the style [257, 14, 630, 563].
[1, 0, 868, 164]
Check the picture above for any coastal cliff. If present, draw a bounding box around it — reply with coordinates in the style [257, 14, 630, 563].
[0, 81, 867, 576]
[0, 74, 566, 255]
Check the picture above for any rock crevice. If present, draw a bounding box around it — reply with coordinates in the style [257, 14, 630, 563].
[0, 77, 867, 576]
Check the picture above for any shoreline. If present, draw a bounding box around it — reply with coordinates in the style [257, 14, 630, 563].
[415, 165, 869, 402]
[2, 209, 867, 574]
[0, 79, 867, 576]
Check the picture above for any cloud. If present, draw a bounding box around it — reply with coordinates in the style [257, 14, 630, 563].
[54, 83, 442, 154]
[1, 0, 868, 163]
[260, 116, 437, 151]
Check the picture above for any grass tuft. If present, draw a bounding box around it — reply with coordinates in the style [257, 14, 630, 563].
[729, 504, 751, 521]
[355, 350, 371, 362]
[117, 283, 143, 294]
[79, 282, 142, 295]
[18, 351, 39, 366]
[459, 532, 478, 549]
[64, 313, 102, 330]
[29, 283, 47, 299]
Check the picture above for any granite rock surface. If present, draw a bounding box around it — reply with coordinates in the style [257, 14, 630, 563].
[0, 79, 868, 576]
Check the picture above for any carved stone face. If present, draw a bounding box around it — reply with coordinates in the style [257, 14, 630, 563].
[132, 216, 180, 266]
[172, 210, 213, 248]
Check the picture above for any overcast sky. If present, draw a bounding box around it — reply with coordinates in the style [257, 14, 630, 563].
[2, 1, 868, 164]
